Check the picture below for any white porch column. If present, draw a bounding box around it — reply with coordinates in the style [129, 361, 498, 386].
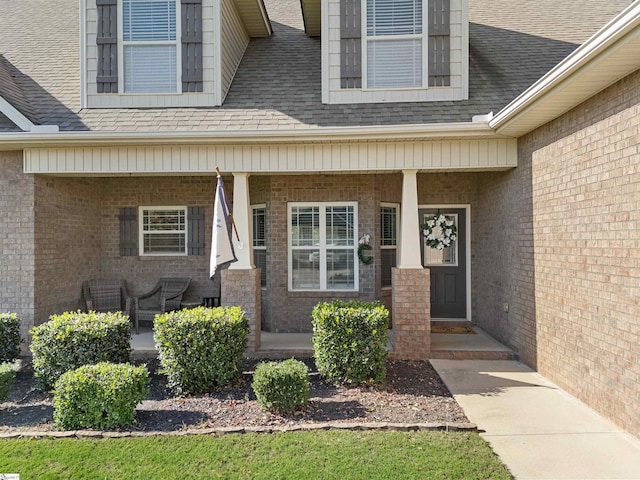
[398, 169, 423, 269]
[228, 172, 254, 270]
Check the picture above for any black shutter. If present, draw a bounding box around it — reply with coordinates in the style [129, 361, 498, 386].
[96, 0, 118, 93]
[187, 206, 205, 255]
[340, 0, 362, 89]
[181, 0, 204, 92]
[119, 208, 137, 256]
[428, 0, 451, 87]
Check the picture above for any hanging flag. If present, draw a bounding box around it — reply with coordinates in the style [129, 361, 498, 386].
[210, 173, 237, 278]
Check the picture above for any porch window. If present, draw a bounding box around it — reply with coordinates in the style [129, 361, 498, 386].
[139, 206, 187, 255]
[380, 203, 398, 287]
[122, 0, 179, 93]
[289, 203, 358, 291]
[252, 205, 267, 287]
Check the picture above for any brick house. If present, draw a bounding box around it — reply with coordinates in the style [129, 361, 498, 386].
[0, 0, 638, 436]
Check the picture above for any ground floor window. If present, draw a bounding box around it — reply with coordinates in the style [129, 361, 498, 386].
[380, 203, 399, 287]
[288, 202, 358, 291]
[252, 204, 267, 287]
[139, 206, 187, 255]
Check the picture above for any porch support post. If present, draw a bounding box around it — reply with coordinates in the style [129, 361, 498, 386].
[391, 169, 431, 360]
[222, 172, 261, 353]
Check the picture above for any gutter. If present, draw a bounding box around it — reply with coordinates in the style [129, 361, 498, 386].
[0, 121, 505, 149]
[490, 0, 640, 131]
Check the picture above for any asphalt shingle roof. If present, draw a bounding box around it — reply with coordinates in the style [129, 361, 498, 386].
[0, 0, 631, 132]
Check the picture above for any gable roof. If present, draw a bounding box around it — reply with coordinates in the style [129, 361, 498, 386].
[0, 0, 631, 136]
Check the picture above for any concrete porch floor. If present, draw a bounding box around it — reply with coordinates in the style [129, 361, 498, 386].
[131, 325, 517, 360]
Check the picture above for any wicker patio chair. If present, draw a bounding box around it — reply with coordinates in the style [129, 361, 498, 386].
[133, 277, 191, 334]
[82, 279, 132, 320]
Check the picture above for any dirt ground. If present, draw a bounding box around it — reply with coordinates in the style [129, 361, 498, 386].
[0, 358, 468, 432]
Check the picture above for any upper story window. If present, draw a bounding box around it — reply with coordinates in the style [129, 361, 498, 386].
[365, 0, 424, 89]
[122, 0, 179, 93]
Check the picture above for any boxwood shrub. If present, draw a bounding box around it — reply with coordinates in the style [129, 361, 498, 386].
[0, 362, 16, 402]
[154, 306, 248, 395]
[0, 313, 21, 363]
[312, 300, 389, 384]
[252, 359, 310, 413]
[53, 362, 149, 430]
[30, 311, 131, 389]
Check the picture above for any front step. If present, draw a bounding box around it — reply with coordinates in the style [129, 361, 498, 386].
[430, 324, 519, 361]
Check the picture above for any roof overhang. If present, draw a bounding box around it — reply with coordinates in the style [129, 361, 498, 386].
[0, 95, 58, 133]
[300, 0, 321, 36]
[0, 121, 509, 151]
[234, 0, 273, 37]
[490, 0, 640, 137]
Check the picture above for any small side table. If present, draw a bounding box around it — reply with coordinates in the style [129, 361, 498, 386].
[202, 296, 221, 308]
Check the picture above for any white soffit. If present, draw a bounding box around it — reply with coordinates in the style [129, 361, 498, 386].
[234, 0, 273, 36]
[490, 0, 640, 137]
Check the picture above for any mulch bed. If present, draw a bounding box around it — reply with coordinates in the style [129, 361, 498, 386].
[0, 358, 468, 433]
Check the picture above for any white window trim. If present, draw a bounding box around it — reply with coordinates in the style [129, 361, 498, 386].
[252, 204, 267, 288]
[380, 202, 400, 290]
[138, 205, 188, 256]
[361, 0, 429, 91]
[288, 202, 359, 292]
[117, 0, 183, 95]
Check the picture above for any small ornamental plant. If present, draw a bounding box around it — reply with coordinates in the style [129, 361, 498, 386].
[30, 311, 131, 389]
[252, 359, 310, 414]
[0, 313, 21, 363]
[0, 362, 16, 402]
[312, 300, 389, 384]
[154, 306, 248, 395]
[53, 362, 149, 430]
[422, 214, 457, 250]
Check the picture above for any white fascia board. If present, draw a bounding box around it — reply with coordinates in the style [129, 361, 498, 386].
[0, 96, 35, 132]
[255, 0, 273, 36]
[0, 121, 504, 149]
[490, 0, 640, 134]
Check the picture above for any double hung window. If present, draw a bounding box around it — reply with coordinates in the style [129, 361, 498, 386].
[252, 205, 267, 287]
[122, 0, 179, 93]
[365, 0, 424, 89]
[380, 204, 398, 287]
[289, 203, 358, 291]
[139, 206, 187, 255]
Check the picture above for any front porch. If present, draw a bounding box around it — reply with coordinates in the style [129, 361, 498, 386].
[130, 324, 518, 361]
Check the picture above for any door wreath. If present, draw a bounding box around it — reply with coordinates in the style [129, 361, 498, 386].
[422, 214, 457, 250]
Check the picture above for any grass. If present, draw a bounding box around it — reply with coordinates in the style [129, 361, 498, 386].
[0, 430, 511, 479]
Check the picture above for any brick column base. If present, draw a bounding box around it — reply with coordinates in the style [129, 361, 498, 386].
[221, 268, 261, 353]
[390, 268, 430, 360]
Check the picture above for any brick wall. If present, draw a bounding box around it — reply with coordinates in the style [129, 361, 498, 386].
[475, 69, 640, 437]
[0, 152, 35, 343]
[33, 176, 102, 325]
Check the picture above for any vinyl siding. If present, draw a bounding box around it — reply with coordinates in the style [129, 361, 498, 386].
[221, 0, 250, 101]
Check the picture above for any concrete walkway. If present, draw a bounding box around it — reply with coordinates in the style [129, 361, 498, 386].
[431, 360, 640, 480]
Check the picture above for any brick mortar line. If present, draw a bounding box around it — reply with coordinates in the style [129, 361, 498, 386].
[0, 422, 477, 439]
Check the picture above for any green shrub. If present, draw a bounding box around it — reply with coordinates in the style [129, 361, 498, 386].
[0, 313, 21, 363]
[30, 311, 131, 389]
[0, 362, 16, 402]
[252, 359, 310, 413]
[53, 362, 149, 430]
[154, 306, 248, 395]
[312, 300, 389, 384]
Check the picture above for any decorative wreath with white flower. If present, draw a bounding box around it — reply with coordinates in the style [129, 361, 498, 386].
[422, 214, 457, 250]
[358, 234, 373, 265]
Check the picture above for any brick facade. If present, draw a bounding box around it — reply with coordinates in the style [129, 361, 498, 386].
[222, 268, 261, 353]
[474, 70, 640, 438]
[390, 268, 430, 360]
[0, 152, 35, 345]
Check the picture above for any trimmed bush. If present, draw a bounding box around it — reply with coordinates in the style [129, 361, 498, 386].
[0, 313, 21, 363]
[252, 359, 310, 413]
[312, 300, 389, 384]
[30, 311, 131, 389]
[154, 306, 248, 395]
[0, 362, 16, 402]
[53, 362, 149, 430]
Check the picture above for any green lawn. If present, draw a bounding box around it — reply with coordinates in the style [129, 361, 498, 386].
[0, 430, 511, 479]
